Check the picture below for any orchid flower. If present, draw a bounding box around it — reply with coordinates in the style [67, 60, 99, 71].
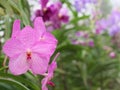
[32, 0, 69, 30]
[95, 10, 120, 36]
[3, 17, 57, 75]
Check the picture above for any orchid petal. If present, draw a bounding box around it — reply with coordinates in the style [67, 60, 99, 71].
[41, 77, 48, 90]
[12, 20, 21, 38]
[9, 54, 29, 75]
[48, 53, 59, 75]
[30, 53, 48, 75]
[43, 32, 57, 44]
[32, 41, 56, 57]
[59, 8, 69, 23]
[48, 61, 57, 74]
[34, 17, 46, 36]
[40, 0, 48, 8]
[3, 38, 24, 58]
[19, 26, 37, 48]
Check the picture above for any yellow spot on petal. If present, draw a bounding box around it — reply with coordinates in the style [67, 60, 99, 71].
[26, 49, 32, 60]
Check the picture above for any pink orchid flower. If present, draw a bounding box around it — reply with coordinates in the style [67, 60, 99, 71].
[3, 17, 57, 75]
[41, 53, 59, 90]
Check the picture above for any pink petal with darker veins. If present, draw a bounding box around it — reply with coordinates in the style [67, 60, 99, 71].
[9, 54, 29, 75]
[33, 17, 57, 45]
[32, 41, 56, 57]
[12, 20, 21, 38]
[41, 77, 48, 90]
[43, 32, 57, 44]
[19, 26, 37, 48]
[40, 0, 48, 8]
[59, 8, 69, 23]
[48, 61, 57, 74]
[34, 17, 46, 37]
[30, 53, 49, 75]
[41, 53, 59, 90]
[3, 38, 24, 58]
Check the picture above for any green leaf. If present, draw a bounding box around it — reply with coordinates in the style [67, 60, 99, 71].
[0, 78, 30, 90]
[8, 0, 31, 25]
[0, 0, 14, 15]
[0, 73, 40, 90]
[0, 7, 5, 15]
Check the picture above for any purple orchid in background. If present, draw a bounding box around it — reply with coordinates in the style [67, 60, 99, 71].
[109, 52, 116, 59]
[69, 31, 94, 47]
[3, 17, 57, 75]
[95, 10, 120, 36]
[74, 0, 97, 12]
[95, 19, 108, 34]
[32, 0, 69, 30]
[107, 10, 120, 36]
[41, 53, 60, 90]
[88, 40, 94, 47]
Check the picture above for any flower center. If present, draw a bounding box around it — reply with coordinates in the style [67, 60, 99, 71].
[26, 49, 32, 60]
[43, 8, 47, 13]
[39, 36, 45, 40]
[58, 14, 63, 19]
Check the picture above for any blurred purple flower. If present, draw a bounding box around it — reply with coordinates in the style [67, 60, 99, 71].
[71, 39, 79, 45]
[109, 52, 116, 59]
[58, 8, 69, 23]
[40, 0, 48, 8]
[74, 0, 97, 12]
[32, 0, 69, 30]
[107, 11, 120, 36]
[75, 31, 84, 37]
[70, 31, 94, 47]
[75, 31, 89, 38]
[95, 19, 108, 34]
[95, 10, 120, 36]
[88, 40, 94, 47]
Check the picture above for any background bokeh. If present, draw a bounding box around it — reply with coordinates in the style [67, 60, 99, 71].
[1, 0, 120, 90]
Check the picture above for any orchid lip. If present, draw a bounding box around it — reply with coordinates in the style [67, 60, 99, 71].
[26, 49, 32, 60]
[43, 8, 47, 12]
[39, 36, 45, 40]
[58, 14, 62, 18]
